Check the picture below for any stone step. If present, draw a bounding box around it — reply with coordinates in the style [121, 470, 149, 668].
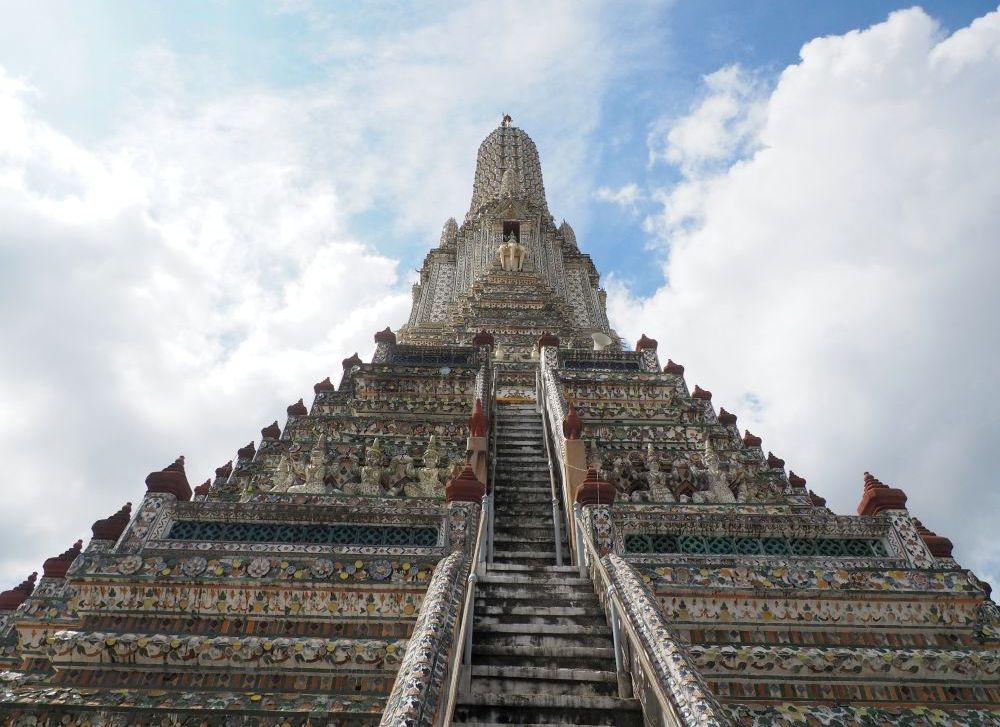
[476, 604, 593, 617]
[468, 670, 618, 697]
[473, 622, 613, 643]
[470, 646, 616, 672]
[475, 596, 599, 612]
[492, 485, 550, 494]
[487, 563, 580, 574]
[453, 693, 642, 726]
[479, 574, 593, 589]
[492, 550, 557, 563]
[494, 493, 553, 505]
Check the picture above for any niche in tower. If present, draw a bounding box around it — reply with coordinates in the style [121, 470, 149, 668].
[502, 220, 521, 242]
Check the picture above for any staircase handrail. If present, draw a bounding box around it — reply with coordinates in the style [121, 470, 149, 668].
[538, 389, 564, 567]
[439, 493, 490, 727]
[486, 364, 498, 563]
[538, 349, 577, 564]
[577, 514, 732, 727]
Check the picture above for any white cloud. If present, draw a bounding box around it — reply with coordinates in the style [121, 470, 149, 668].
[595, 182, 641, 211]
[612, 7, 1000, 587]
[0, 65, 408, 583]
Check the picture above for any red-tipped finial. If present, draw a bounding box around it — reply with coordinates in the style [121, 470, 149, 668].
[237, 442, 256, 461]
[562, 402, 583, 440]
[536, 332, 560, 349]
[808, 490, 827, 507]
[342, 352, 362, 370]
[215, 460, 233, 480]
[0, 572, 37, 610]
[911, 518, 954, 558]
[718, 408, 737, 426]
[445, 463, 486, 503]
[42, 540, 83, 579]
[663, 359, 684, 375]
[788, 471, 806, 489]
[91, 502, 132, 541]
[314, 376, 335, 393]
[692, 385, 712, 401]
[287, 399, 308, 416]
[635, 334, 658, 351]
[472, 330, 495, 347]
[374, 327, 397, 345]
[575, 467, 617, 506]
[766, 452, 785, 470]
[857, 471, 908, 516]
[743, 430, 762, 447]
[467, 399, 489, 438]
[145, 457, 192, 501]
[261, 421, 281, 440]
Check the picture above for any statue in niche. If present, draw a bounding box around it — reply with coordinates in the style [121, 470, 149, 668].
[329, 451, 358, 493]
[405, 436, 446, 498]
[609, 453, 648, 501]
[359, 439, 385, 496]
[699, 437, 737, 503]
[727, 460, 757, 501]
[645, 444, 675, 502]
[269, 454, 295, 493]
[386, 450, 417, 496]
[498, 236, 527, 272]
[287, 437, 328, 494]
[670, 457, 700, 501]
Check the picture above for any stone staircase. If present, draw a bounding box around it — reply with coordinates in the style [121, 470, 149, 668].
[453, 401, 644, 726]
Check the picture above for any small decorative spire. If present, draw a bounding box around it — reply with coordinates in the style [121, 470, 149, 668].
[788, 471, 806, 488]
[536, 332, 560, 349]
[911, 518, 954, 558]
[467, 399, 489, 438]
[42, 540, 83, 579]
[91, 502, 132, 541]
[575, 467, 617, 506]
[718, 408, 737, 426]
[313, 376, 335, 393]
[692, 385, 712, 401]
[145, 456, 192, 501]
[287, 399, 308, 416]
[439, 218, 458, 248]
[237, 442, 256, 461]
[766, 451, 785, 469]
[261, 421, 281, 440]
[445, 462, 486, 503]
[743, 430, 762, 447]
[374, 327, 397, 345]
[663, 359, 684, 375]
[857, 471, 908, 516]
[472, 330, 495, 347]
[0, 572, 37, 611]
[193, 480, 211, 499]
[215, 460, 233, 480]
[342, 352, 362, 370]
[635, 334, 658, 351]
[562, 403, 583, 440]
[808, 490, 827, 507]
[501, 113, 512, 128]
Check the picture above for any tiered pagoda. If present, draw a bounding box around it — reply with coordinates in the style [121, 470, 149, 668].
[1, 119, 997, 726]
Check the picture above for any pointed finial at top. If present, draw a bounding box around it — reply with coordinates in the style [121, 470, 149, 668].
[501, 113, 512, 128]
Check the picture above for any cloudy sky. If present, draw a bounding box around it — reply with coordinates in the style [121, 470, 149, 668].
[1, 1, 998, 590]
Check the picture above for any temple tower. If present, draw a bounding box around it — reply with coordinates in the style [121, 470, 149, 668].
[1, 120, 997, 727]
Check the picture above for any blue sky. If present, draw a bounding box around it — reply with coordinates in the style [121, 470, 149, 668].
[1, 1, 999, 590]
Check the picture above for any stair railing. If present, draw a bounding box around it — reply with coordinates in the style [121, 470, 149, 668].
[438, 492, 490, 727]
[486, 364, 498, 564]
[538, 385, 564, 566]
[577, 514, 732, 727]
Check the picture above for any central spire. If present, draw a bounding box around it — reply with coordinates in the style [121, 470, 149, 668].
[466, 123, 550, 222]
